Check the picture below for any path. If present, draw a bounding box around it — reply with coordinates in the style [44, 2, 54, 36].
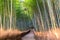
[22, 31, 36, 40]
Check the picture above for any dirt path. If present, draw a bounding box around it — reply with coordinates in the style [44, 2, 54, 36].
[22, 31, 36, 40]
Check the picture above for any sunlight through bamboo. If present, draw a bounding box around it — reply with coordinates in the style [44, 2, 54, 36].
[10, 0, 13, 30]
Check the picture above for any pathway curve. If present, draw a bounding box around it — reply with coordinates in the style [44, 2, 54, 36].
[22, 31, 36, 40]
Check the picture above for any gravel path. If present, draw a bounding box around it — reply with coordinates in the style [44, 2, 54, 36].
[22, 31, 35, 40]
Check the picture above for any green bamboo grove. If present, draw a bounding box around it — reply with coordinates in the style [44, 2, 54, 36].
[0, 0, 60, 31]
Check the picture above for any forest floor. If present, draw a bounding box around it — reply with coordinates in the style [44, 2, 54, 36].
[0, 29, 36, 40]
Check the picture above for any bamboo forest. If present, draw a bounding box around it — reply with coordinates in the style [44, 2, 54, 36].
[0, 0, 60, 40]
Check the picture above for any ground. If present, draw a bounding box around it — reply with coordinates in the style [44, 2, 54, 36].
[22, 31, 36, 40]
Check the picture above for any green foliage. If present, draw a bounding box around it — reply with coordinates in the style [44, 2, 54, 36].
[15, 0, 34, 21]
[24, 0, 37, 11]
